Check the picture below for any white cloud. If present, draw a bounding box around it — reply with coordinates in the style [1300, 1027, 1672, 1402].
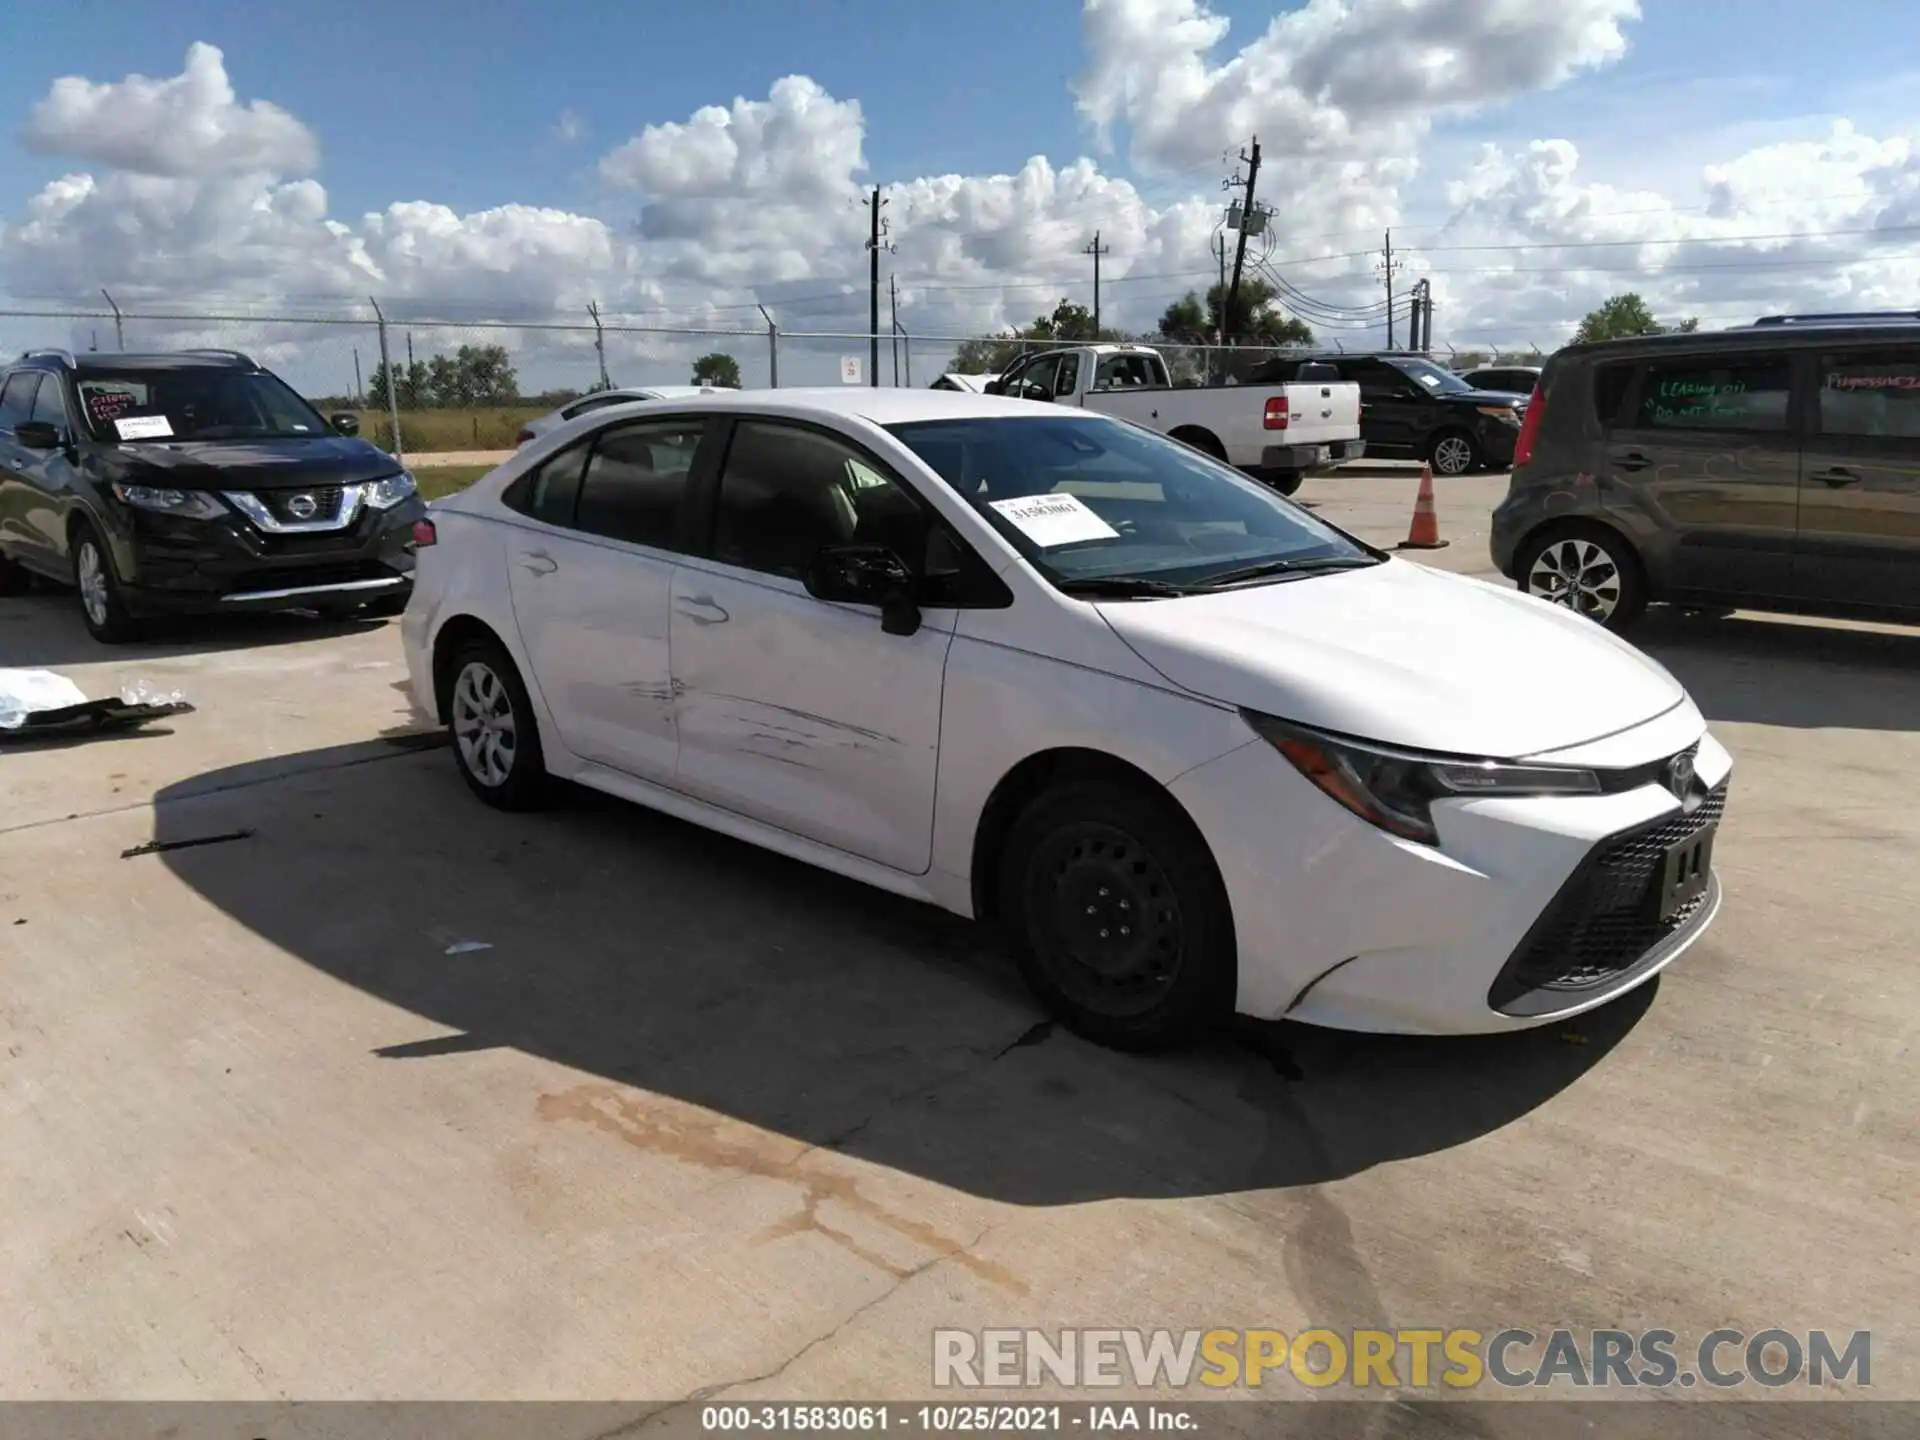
[20, 42, 317, 179]
[6, 14, 1920, 387]
[554, 109, 587, 145]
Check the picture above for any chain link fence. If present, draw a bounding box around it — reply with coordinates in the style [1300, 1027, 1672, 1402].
[0, 298, 1554, 456]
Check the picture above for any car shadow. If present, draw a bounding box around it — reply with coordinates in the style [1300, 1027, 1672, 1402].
[0, 589, 386, 668]
[1634, 608, 1920, 732]
[149, 741, 1650, 1206]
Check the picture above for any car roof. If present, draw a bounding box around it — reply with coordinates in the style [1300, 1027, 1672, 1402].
[613, 386, 1065, 426]
[1561, 318, 1920, 362]
[69, 352, 256, 373]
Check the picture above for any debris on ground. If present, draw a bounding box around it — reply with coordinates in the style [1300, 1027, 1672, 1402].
[121, 829, 255, 859]
[0, 668, 193, 743]
[443, 940, 494, 955]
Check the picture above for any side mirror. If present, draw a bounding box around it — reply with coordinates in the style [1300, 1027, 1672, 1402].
[804, 543, 922, 636]
[14, 421, 61, 450]
[331, 412, 361, 436]
[983, 379, 1004, 396]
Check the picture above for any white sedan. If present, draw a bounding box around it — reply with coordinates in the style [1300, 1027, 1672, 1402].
[514, 384, 734, 448]
[402, 388, 1730, 1049]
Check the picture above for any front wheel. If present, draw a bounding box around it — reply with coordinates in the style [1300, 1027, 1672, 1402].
[1428, 429, 1480, 477]
[996, 779, 1234, 1051]
[72, 525, 144, 644]
[1516, 523, 1648, 632]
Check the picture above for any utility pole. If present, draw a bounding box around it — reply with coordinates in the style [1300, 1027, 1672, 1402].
[864, 186, 889, 388]
[889, 274, 901, 386]
[588, 301, 610, 390]
[353, 348, 364, 405]
[406, 330, 415, 372]
[1376, 231, 1405, 348]
[1083, 231, 1110, 334]
[1224, 137, 1261, 349]
[1213, 233, 1228, 384]
[101, 289, 124, 349]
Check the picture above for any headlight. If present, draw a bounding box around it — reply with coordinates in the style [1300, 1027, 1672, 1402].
[363, 471, 417, 509]
[1243, 712, 1600, 846]
[111, 484, 227, 521]
[1476, 406, 1522, 425]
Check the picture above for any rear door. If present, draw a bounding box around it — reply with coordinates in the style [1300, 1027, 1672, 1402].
[1792, 343, 1920, 609]
[0, 371, 47, 567]
[21, 373, 82, 562]
[1341, 358, 1423, 456]
[1605, 351, 1800, 598]
[502, 415, 717, 782]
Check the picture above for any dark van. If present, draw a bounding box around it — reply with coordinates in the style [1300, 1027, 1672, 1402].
[1491, 312, 1920, 632]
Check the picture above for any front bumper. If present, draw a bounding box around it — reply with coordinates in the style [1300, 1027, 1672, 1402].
[1259, 438, 1366, 473]
[111, 493, 427, 614]
[1475, 419, 1519, 467]
[1167, 715, 1734, 1035]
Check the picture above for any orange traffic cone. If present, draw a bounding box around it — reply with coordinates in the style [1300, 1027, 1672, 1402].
[1395, 464, 1449, 550]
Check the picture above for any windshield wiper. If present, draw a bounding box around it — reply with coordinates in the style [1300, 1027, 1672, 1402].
[1198, 555, 1383, 588]
[1056, 575, 1196, 599]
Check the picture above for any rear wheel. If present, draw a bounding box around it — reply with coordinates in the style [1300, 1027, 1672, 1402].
[1169, 427, 1227, 463]
[1516, 522, 1648, 633]
[996, 778, 1234, 1051]
[72, 524, 143, 644]
[442, 636, 551, 810]
[1269, 471, 1305, 497]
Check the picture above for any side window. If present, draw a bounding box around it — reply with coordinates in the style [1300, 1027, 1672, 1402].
[573, 420, 704, 549]
[1632, 356, 1790, 432]
[1350, 362, 1406, 400]
[1592, 363, 1634, 426]
[714, 421, 927, 581]
[29, 375, 69, 429]
[566, 394, 632, 420]
[501, 443, 589, 527]
[1056, 354, 1080, 397]
[1817, 350, 1920, 439]
[0, 372, 42, 429]
[1012, 354, 1060, 402]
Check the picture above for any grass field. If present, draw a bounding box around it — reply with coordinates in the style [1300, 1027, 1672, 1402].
[416, 465, 496, 501]
[348, 406, 546, 453]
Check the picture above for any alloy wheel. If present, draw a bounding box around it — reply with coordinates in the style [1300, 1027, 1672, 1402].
[1433, 435, 1475, 475]
[451, 660, 518, 788]
[1527, 537, 1622, 621]
[77, 541, 110, 629]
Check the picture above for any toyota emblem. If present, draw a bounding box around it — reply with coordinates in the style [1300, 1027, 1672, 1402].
[1665, 750, 1696, 799]
[286, 493, 318, 520]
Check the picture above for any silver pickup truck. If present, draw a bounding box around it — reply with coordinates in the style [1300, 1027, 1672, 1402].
[987, 343, 1365, 495]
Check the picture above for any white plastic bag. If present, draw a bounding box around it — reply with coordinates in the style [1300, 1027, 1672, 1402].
[0, 669, 91, 730]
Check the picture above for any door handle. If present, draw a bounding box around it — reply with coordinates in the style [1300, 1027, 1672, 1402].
[675, 594, 729, 625]
[1615, 452, 1652, 471]
[518, 550, 558, 575]
[7, 458, 23, 470]
[1813, 467, 1861, 487]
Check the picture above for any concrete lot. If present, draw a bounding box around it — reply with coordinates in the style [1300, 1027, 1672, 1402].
[2, 468, 1915, 1421]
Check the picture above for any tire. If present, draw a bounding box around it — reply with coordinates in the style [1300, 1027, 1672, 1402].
[1515, 521, 1648, 633]
[71, 523, 144, 644]
[1427, 428, 1480, 477]
[441, 635, 551, 810]
[1270, 471, 1305, 497]
[1170, 428, 1227, 463]
[996, 778, 1234, 1052]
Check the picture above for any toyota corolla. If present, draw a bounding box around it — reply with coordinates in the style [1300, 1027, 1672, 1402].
[401, 388, 1729, 1049]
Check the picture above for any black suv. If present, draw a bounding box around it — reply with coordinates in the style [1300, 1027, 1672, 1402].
[0, 348, 426, 642]
[1491, 310, 1920, 632]
[1252, 350, 1525, 475]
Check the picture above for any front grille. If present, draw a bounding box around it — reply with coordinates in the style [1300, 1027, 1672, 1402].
[1490, 782, 1727, 1010]
[257, 486, 343, 523]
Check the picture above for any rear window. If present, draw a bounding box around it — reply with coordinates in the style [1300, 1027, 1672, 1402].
[1630, 356, 1790, 432]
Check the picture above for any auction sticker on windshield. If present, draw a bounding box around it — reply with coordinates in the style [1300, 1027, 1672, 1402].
[989, 492, 1119, 548]
[114, 415, 174, 440]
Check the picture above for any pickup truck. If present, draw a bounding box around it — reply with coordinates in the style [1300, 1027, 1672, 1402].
[985, 342, 1364, 494]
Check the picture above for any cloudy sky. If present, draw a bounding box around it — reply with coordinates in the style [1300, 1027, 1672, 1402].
[2, 0, 1919, 390]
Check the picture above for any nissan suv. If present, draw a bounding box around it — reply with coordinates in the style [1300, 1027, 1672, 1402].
[0, 348, 427, 642]
[1251, 351, 1525, 475]
[1491, 310, 1920, 632]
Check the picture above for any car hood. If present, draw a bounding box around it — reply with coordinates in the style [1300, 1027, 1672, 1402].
[105, 436, 402, 491]
[1096, 559, 1688, 759]
[1437, 388, 1524, 407]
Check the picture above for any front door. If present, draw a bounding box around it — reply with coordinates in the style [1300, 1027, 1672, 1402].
[1343, 359, 1423, 456]
[1606, 351, 1800, 598]
[1792, 344, 1920, 610]
[503, 417, 710, 783]
[669, 419, 953, 873]
[0, 371, 50, 570]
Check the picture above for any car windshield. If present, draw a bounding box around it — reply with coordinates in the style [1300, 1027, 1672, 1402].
[1395, 358, 1475, 394]
[887, 413, 1375, 590]
[74, 369, 330, 443]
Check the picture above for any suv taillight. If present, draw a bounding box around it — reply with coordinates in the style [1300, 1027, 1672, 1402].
[1264, 395, 1290, 430]
[410, 519, 437, 548]
[1512, 385, 1545, 467]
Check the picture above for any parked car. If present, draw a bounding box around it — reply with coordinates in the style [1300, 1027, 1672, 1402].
[1457, 363, 1543, 397]
[1492, 309, 1920, 632]
[403, 387, 1730, 1050]
[986, 343, 1364, 495]
[1252, 351, 1525, 475]
[515, 385, 733, 447]
[0, 348, 427, 642]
